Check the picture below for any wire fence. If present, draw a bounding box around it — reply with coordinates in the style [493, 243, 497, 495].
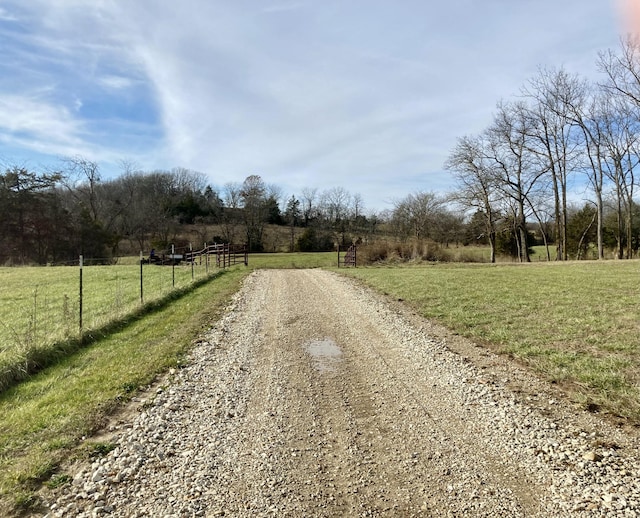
[0, 245, 247, 386]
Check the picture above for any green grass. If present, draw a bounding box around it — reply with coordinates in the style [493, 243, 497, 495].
[249, 251, 337, 269]
[0, 261, 213, 340]
[339, 260, 640, 419]
[0, 266, 249, 515]
[0, 261, 220, 392]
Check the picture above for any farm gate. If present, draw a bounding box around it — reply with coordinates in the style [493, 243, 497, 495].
[338, 244, 357, 267]
[186, 243, 248, 268]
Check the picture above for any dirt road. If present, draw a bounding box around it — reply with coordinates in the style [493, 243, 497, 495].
[44, 269, 640, 517]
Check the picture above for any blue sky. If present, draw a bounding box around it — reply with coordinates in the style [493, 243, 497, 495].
[0, 1, 628, 211]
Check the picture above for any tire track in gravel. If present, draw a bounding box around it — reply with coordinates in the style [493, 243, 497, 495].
[219, 269, 544, 516]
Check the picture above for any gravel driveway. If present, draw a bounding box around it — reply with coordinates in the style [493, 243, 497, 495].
[43, 269, 640, 517]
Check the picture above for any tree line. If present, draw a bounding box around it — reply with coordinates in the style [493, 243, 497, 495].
[3, 150, 634, 266]
[4, 38, 640, 265]
[0, 159, 383, 264]
[445, 37, 640, 262]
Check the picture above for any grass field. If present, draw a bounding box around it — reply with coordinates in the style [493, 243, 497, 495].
[0, 261, 219, 393]
[339, 260, 640, 420]
[1, 261, 213, 336]
[2, 252, 639, 513]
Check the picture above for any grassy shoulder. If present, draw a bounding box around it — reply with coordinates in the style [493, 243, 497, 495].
[338, 260, 640, 421]
[0, 267, 250, 515]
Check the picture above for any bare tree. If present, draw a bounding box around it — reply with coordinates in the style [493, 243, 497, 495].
[485, 101, 546, 262]
[445, 134, 499, 262]
[568, 91, 609, 259]
[267, 183, 284, 206]
[598, 96, 640, 258]
[223, 182, 242, 209]
[61, 155, 101, 222]
[391, 191, 443, 241]
[522, 67, 587, 260]
[352, 193, 364, 220]
[320, 187, 352, 226]
[598, 40, 640, 258]
[300, 187, 318, 225]
[598, 36, 640, 106]
[319, 187, 353, 245]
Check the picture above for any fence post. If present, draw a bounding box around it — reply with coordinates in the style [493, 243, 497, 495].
[139, 251, 144, 304]
[190, 243, 194, 281]
[79, 255, 83, 335]
[172, 244, 175, 288]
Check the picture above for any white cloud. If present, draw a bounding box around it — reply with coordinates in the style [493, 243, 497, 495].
[0, 0, 625, 209]
[98, 75, 136, 91]
[0, 6, 17, 21]
[0, 93, 87, 154]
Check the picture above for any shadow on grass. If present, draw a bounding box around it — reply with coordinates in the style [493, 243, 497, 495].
[0, 270, 228, 395]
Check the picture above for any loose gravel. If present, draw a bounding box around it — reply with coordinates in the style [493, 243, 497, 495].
[40, 269, 640, 517]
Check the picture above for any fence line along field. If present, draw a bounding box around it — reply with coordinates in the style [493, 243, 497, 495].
[0, 259, 218, 391]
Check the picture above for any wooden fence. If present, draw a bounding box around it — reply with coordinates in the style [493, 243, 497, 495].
[185, 243, 248, 268]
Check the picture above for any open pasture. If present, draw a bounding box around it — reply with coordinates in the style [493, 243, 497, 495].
[0, 261, 219, 390]
[341, 260, 640, 419]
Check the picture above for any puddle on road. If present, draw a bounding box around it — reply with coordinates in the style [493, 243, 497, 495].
[305, 338, 343, 373]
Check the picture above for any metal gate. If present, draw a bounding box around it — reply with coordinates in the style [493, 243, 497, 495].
[338, 244, 357, 267]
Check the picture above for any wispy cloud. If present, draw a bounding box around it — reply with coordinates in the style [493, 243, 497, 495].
[0, 0, 624, 209]
[0, 93, 87, 154]
[0, 6, 17, 21]
[97, 75, 136, 91]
